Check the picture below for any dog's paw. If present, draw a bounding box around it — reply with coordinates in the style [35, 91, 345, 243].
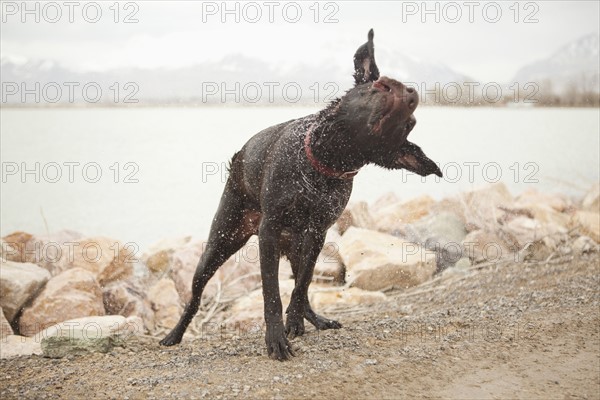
[309, 314, 342, 331]
[266, 324, 295, 361]
[159, 332, 182, 347]
[285, 317, 305, 339]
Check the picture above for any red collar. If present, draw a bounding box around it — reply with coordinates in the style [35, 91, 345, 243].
[304, 124, 360, 180]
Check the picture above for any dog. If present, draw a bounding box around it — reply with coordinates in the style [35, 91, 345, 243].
[160, 29, 442, 360]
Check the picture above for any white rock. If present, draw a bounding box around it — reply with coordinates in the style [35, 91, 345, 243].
[582, 184, 600, 212]
[338, 227, 437, 291]
[19, 268, 105, 336]
[373, 195, 435, 233]
[0, 260, 51, 323]
[571, 211, 600, 243]
[148, 277, 183, 331]
[0, 335, 42, 359]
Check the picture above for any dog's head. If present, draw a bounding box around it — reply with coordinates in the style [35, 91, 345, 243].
[339, 29, 442, 178]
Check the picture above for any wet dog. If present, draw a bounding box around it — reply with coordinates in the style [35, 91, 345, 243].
[160, 29, 442, 360]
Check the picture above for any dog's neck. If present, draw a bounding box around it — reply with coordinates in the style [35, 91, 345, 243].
[304, 111, 367, 179]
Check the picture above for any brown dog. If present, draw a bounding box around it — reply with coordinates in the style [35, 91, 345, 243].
[160, 29, 442, 360]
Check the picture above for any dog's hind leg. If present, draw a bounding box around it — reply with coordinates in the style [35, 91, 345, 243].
[284, 230, 342, 338]
[160, 185, 258, 346]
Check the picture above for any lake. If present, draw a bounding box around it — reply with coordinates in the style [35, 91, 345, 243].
[1, 106, 598, 250]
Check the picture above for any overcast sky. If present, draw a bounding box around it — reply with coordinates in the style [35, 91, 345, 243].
[1, 1, 598, 82]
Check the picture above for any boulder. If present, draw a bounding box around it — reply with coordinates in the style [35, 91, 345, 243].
[337, 227, 437, 291]
[0, 335, 42, 359]
[572, 236, 599, 254]
[505, 216, 567, 244]
[148, 277, 183, 332]
[68, 237, 134, 286]
[0, 232, 34, 262]
[314, 229, 345, 283]
[31, 230, 86, 275]
[372, 195, 435, 233]
[1, 230, 85, 275]
[102, 280, 155, 333]
[225, 279, 296, 328]
[462, 230, 516, 264]
[371, 192, 401, 210]
[1, 307, 13, 338]
[40, 315, 140, 358]
[515, 189, 571, 212]
[582, 184, 600, 212]
[168, 241, 204, 304]
[404, 212, 468, 271]
[19, 268, 105, 336]
[337, 202, 375, 234]
[142, 236, 192, 275]
[571, 211, 600, 243]
[0, 260, 51, 323]
[460, 183, 514, 230]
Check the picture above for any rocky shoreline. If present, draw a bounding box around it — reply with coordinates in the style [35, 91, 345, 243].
[1, 182, 598, 359]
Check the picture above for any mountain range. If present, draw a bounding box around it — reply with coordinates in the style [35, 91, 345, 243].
[1, 33, 598, 106]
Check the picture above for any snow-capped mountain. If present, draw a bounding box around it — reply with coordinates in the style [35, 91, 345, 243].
[0, 50, 472, 105]
[512, 33, 599, 94]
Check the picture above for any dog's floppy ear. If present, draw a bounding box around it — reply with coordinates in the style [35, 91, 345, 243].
[353, 29, 380, 85]
[396, 141, 443, 177]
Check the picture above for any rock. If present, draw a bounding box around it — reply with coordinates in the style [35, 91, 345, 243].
[338, 227, 437, 291]
[41, 315, 139, 339]
[1, 230, 85, 275]
[1, 232, 34, 262]
[1, 307, 13, 338]
[462, 230, 516, 264]
[501, 203, 571, 230]
[372, 195, 435, 233]
[515, 189, 571, 212]
[582, 184, 600, 212]
[337, 202, 375, 234]
[0, 335, 42, 359]
[371, 192, 401, 210]
[454, 257, 471, 270]
[505, 216, 567, 245]
[168, 241, 204, 304]
[102, 280, 155, 333]
[29, 230, 86, 275]
[226, 280, 296, 328]
[405, 212, 468, 271]
[142, 236, 192, 275]
[572, 236, 599, 254]
[314, 230, 345, 283]
[309, 287, 387, 310]
[68, 237, 134, 286]
[571, 211, 600, 243]
[19, 268, 105, 336]
[0, 260, 51, 323]
[39, 316, 140, 358]
[148, 277, 183, 332]
[460, 183, 514, 230]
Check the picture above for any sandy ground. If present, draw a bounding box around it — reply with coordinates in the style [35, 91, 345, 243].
[1, 255, 599, 400]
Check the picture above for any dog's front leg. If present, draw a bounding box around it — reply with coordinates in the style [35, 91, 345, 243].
[259, 219, 294, 360]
